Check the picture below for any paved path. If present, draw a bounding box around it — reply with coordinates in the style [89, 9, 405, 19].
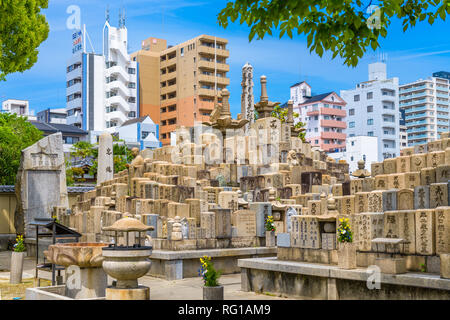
[0, 251, 291, 300]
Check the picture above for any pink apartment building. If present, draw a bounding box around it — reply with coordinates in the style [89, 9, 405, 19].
[290, 82, 347, 153]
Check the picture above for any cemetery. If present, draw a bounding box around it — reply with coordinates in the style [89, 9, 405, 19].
[1, 76, 449, 300]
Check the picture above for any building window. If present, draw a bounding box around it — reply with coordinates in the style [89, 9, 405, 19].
[128, 111, 136, 118]
[368, 131, 374, 136]
[367, 119, 373, 125]
[180, 48, 184, 56]
[349, 109, 355, 116]
[351, 141, 355, 146]
[354, 95, 360, 102]
[128, 68, 136, 74]
[315, 140, 319, 144]
[142, 131, 150, 139]
[350, 156, 354, 161]
[349, 121, 355, 128]
[367, 105, 373, 112]
[367, 92, 373, 99]
[128, 97, 136, 103]
[128, 82, 136, 89]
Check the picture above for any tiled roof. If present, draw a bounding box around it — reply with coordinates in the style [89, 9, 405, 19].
[121, 116, 147, 127]
[302, 92, 335, 104]
[30, 121, 88, 135]
[0, 185, 95, 193]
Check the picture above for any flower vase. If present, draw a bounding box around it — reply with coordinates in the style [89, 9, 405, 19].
[10, 251, 26, 284]
[338, 242, 356, 269]
[266, 231, 276, 247]
[203, 285, 224, 300]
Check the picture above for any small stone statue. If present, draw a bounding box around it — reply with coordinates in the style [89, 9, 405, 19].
[287, 150, 299, 166]
[171, 216, 183, 241]
[352, 160, 371, 178]
[130, 147, 144, 167]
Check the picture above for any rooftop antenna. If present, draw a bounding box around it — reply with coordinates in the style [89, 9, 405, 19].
[106, 5, 110, 23]
[123, 7, 126, 28]
[118, 7, 122, 28]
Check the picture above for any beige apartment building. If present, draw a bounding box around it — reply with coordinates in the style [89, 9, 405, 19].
[131, 35, 230, 145]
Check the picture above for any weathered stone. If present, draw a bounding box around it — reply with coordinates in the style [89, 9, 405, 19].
[435, 207, 450, 255]
[430, 183, 448, 208]
[414, 186, 430, 209]
[384, 210, 416, 254]
[397, 189, 414, 210]
[382, 190, 397, 212]
[15, 133, 68, 237]
[415, 209, 436, 255]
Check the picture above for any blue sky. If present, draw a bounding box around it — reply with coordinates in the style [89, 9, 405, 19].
[1, 0, 450, 117]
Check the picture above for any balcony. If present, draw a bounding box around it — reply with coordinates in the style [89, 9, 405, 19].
[198, 60, 230, 72]
[161, 84, 177, 95]
[160, 57, 177, 69]
[320, 119, 347, 129]
[66, 112, 82, 125]
[399, 84, 429, 93]
[321, 132, 346, 140]
[161, 72, 176, 82]
[160, 109, 177, 121]
[306, 107, 345, 117]
[198, 45, 230, 58]
[321, 143, 346, 152]
[198, 74, 230, 86]
[198, 87, 217, 97]
[405, 112, 428, 120]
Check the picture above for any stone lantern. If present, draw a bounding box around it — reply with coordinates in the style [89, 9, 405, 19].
[102, 217, 154, 300]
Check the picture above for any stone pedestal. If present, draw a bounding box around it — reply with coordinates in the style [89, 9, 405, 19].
[375, 257, 407, 274]
[10, 251, 26, 284]
[266, 231, 276, 247]
[65, 267, 107, 299]
[441, 254, 450, 279]
[105, 286, 150, 300]
[338, 242, 356, 269]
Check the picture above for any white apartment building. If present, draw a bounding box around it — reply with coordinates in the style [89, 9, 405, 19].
[399, 75, 449, 146]
[1, 99, 37, 120]
[341, 62, 400, 161]
[327, 136, 378, 174]
[66, 19, 138, 143]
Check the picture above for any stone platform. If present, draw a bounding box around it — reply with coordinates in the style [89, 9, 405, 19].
[239, 257, 450, 300]
[148, 247, 276, 280]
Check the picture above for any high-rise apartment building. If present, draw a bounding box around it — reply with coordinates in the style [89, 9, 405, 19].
[132, 35, 230, 145]
[290, 82, 347, 153]
[399, 75, 449, 146]
[66, 19, 138, 143]
[341, 62, 400, 161]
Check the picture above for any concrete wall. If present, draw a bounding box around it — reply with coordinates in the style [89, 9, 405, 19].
[241, 266, 450, 300]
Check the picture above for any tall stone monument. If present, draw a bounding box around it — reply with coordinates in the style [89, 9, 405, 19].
[15, 132, 68, 237]
[97, 132, 114, 186]
[241, 62, 255, 132]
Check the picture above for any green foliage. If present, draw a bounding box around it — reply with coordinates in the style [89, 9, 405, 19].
[0, 0, 50, 80]
[420, 263, 427, 273]
[13, 234, 25, 252]
[271, 104, 306, 142]
[71, 141, 95, 159]
[217, 0, 450, 67]
[265, 215, 276, 232]
[69, 139, 133, 182]
[337, 217, 353, 243]
[199, 256, 222, 287]
[0, 113, 43, 185]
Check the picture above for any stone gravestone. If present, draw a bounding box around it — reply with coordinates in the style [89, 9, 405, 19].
[430, 183, 448, 208]
[97, 132, 114, 186]
[15, 133, 68, 237]
[249, 202, 272, 237]
[382, 190, 397, 212]
[415, 209, 436, 255]
[414, 186, 430, 209]
[285, 207, 297, 233]
[435, 207, 450, 255]
[235, 210, 257, 237]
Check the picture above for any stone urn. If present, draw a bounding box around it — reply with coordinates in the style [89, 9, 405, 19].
[203, 285, 224, 300]
[44, 242, 108, 299]
[338, 242, 357, 269]
[102, 217, 154, 300]
[10, 251, 26, 284]
[266, 231, 276, 247]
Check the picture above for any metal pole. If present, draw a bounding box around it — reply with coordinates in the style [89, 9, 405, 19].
[52, 223, 56, 285]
